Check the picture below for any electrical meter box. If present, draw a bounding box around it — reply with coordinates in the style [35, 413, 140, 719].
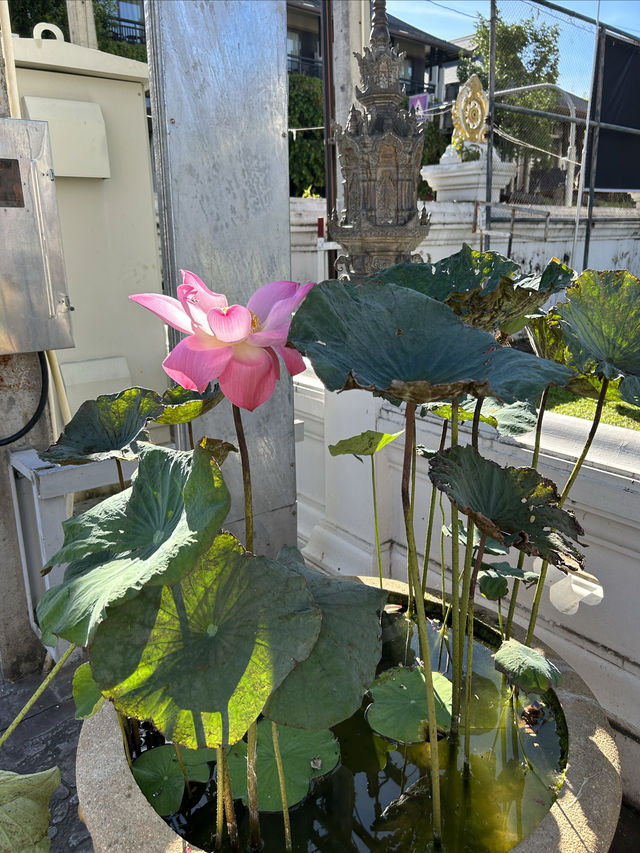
[0, 117, 74, 355]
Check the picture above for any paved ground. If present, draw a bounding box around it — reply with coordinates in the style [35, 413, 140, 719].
[0, 657, 637, 852]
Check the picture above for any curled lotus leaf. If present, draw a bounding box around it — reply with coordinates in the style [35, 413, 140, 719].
[478, 561, 539, 601]
[264, 546, 387, 730]
[442, 520, 508, 556]
[226, 719, 340, 811]
[0, 766, 61, 852]
[328, 429, 404, 460]
[366, 245, 573, 334]
[493, 638, 562, 694]
[429, 445, 584, 573]
[90, 534, 322, 750]
[153, 384, 224, 425]
[38, 387, 163, 465]
[289, 280, 574, 405]
[37, 441, 230, 646]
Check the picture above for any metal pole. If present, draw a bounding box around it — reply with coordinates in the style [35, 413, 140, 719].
[583, 25, 606, 271]
[484, 0, 497, 251]
[321, 0, 337, 276]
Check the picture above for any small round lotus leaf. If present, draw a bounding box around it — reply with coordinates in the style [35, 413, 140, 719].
[37, 442, 231, 646]
[493, 639, 562, 694]
[132, 744, 213, 816]
[90, 534, 322, 749]
[226, 719, 339, 811]
[366, 666, 452, 744]
[429, 445, 584, 574]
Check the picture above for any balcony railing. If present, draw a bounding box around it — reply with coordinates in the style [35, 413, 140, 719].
[287, 54, 323, 79]
[109, 16, 146, 45]
[399, 78, 428, 96]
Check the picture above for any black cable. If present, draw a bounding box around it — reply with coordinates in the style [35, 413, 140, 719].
[0, 351, 50, 446]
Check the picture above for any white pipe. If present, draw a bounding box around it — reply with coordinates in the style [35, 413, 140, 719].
[0, 0, 21, 118]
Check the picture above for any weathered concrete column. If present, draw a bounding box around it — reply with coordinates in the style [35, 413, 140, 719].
[65, 0, 98, 50]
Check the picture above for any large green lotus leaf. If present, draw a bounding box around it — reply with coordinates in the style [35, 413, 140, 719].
[72, 662, 105, 720]
[554, 270, 640, 405]
[366, 245, 573, 334]
[226, 719, 340, 812]
[429, 445, 584, 573]
[37, 441, 230, 646]
[366, 666, 452, 744]
[328, 429, 404, 459]
[493, 639, 562, 694]
[0, 766, 61, 853]
[90, 534, 322, 749]
[263, 546, 386, 730]
[153, 384, 224, 425]
[39, 388, 163, 465]
[289, 280, 573, 405]
[425, 395, 538, 437]
[478, 561, 539, 601]
[132, 744, 214, 816]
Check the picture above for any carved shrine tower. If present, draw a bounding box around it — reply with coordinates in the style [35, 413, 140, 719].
[330, 0, 429, 278]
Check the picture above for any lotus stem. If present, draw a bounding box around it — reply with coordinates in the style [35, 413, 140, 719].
[232, 404, 253, 553]
[449, 399, 461, 740]
[402, 404, 442, 844]
[371, 457, 383, 588]
[188, 421, 194, 450]
[422, 420, 448, 596]
[456, 518, 475, 727]
[220, 748, 240, 851]
[525, 378, 609, 645]
[463, 534, 487, 770]
[506, 386, 548, 638]
[0, 643, 76, 750]
[215, 747, 224, 851]
[471, 397, 483, 452]
[439, 492, 447, 619]
[115, 458, 126, 491]
[271, 721, 293, 852]
[247, 722, 260, 850]
[173, 743, 191, 797]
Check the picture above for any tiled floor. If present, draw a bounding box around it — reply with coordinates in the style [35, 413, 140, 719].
[0, 658, 637, 852]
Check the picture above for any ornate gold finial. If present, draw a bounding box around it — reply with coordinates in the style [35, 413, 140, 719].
[452, 74, 488, 145]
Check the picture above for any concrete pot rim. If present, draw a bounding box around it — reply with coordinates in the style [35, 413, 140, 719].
[76, 578, 621, 853]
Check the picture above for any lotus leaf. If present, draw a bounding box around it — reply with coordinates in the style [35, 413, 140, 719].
[366, 245, 573, 334]
[478, 562, 538, 601]
[90, 534, 322, 749]
[37, 441, 230, 646]
[264, 546, 386, 730]
[38, 388, 163, 465]
[328, 429, 404, 459]
[425, 395, 538, 437]
[366, 666, 452, 743]
[226, 719, 340, 811]
[289, 280, 573, 405]
[0, 766, 61, 852]
[153, 384, 224, 425]
[493, 639, 562, 694]
[72, 662, 104, 720]
[442, 520, 508, 556]
[132, 744, 214, 815]
[430, 445, 584, 573]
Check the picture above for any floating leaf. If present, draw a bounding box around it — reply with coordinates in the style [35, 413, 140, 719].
[0, 766, 61, 852]
[366, 666, 452, 744]
[493, 639, 562, 694]
[289, 280, 573, 405]
[132, 744, 214, 816]
[90, 534, 322, 749]
[366, 245, 573, 334]
[264, 546, 386, 730]
[328, 429, 404, 460]
[478, 562, 539, 601]
[39, 388, 163, 465]
[153, 384, 224, 425]
[37, 442, 230, 646]
[226, 719, 340, 811]
[430, 445, 584, 573]
[72, 662, 104, 720]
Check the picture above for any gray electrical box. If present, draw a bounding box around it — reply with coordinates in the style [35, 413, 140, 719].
[0, 118, 74, 355]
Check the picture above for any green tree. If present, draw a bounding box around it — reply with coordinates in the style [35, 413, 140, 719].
[458, 12, 560, 169]
[288, 74, 325, 198]
[418, 119, 448, 200]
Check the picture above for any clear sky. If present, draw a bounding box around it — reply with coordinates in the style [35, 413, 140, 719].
[387, 0, 640, 97]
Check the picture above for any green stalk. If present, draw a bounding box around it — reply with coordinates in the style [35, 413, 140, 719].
[449, 399, 461, 740]
[232, 404, 260, 849]
[422, 420, 449, 595]
[463, 534, 487, 769]
[371, 457, 383, 588]
[525, 378, 609, 645]
[402, 404, 442, 845]
[220, 748, 240, 851]
[173, 743, 191, 797]
[0, 643, 76, 750]
[439, 492, 447, 619]
[215, 747, 224, 851]
[272, 722, 293, 852]
[456, 518, 475, 725]
[506, 386, 548, 638]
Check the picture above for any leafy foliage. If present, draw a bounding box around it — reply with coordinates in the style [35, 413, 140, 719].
[72, 663, 105, 720]
[478, 562, 538, 601]
[328, 429, 404, 460]
[289, 74, 325, 197]
[132, 744, 215, 816]
[367, 666, 452, 743]
[0, 766, 61, 852]
[493, 639, 562, 694]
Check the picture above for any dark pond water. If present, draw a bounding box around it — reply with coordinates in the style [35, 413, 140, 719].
[158, 612, 564, 852]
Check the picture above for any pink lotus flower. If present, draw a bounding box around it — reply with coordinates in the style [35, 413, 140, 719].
[131, 271, 314, 410]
